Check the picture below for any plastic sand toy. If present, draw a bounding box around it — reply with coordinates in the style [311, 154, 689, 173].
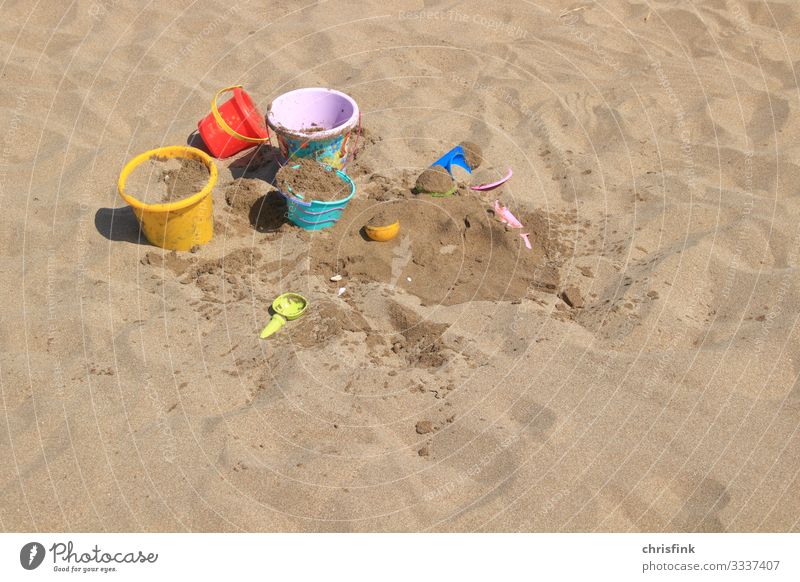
[260, 293, 308, 339]
[276, 162, 356, 231]
[426, 183, 458, 197]
[198, 85, 270, 158]
[267, 87, 360, 169]
[493, 200, 524, 228]
[471, 168, 513, 191]
[117, 146, 218, 251]
[432, 145, 472, 175]
[365, 220, 400, 242]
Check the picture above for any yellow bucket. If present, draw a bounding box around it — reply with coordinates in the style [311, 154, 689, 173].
[117, 146, 218, 251]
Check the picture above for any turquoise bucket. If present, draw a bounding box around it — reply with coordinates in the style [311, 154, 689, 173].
[279, 165, 356, 231]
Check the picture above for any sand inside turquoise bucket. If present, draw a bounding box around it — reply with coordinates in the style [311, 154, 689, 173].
[275, 158, 349, 202]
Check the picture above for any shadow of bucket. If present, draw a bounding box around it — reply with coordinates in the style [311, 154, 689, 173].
[267, 88, 360, 170]
[117, 146, 218, 250]
[279, 166, 355, 231]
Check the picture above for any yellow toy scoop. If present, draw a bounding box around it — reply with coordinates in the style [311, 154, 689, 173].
[260, 293, 308, 339]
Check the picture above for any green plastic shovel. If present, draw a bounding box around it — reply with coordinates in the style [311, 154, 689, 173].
[260, 293, 308, 339]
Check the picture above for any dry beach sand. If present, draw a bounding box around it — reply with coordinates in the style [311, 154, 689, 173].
[2, 0, 800, 532]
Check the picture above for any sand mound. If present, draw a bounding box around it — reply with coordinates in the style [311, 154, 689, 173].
[124, 156, 210, 204]
[415, 166, 455, 194]
[311, 188, 565, 306]
[280, 300, 372, 348]
[224, 178, 265, 212]
[224, 179, 287, 233]
[459, 141, 483, 169]
[159, 157, 209, 202]
[367, 205, 400, 227]
[275, 158, 349, 202]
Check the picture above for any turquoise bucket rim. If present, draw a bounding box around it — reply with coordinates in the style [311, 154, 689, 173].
[280, 162, 356, 230]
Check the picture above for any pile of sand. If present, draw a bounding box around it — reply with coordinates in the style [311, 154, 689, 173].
[223, 178, 288, 234]
[125, 156, 210, 204]
[459, 141, 483, 169]
[158, 157, 209, 202]
[415, 166, 455, 194]
[310, 178, 568, 306]
[275, 158, 349, 202]
[367, 206, 399, 227]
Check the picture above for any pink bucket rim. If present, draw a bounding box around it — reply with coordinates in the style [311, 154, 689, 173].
[266, 87, 359, 141]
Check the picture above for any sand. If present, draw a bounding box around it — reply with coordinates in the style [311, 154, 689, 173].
[310, 184, 564, 306]
[157, 157, 210, 203]
[367, 207, 399, 227]
[415, 166, 456, 194]
[2, 1, 800, 534]
[459, 141, 483, 170]
[275, 158, 349, 202]
[124, 156, 210, 204]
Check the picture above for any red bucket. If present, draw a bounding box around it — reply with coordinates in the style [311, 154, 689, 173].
[197, 85, 270, 158]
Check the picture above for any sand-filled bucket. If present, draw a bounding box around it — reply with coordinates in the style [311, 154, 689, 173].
[267, 88, 360, 170]
[278, 164, 356, 231]
[198, 85, 270, 158]
[118, 146, 218, 250]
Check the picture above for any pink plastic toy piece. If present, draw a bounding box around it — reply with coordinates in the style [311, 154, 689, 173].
[470, 168, 513, 191]
[520, 232, 532, 250]
[493, 200, 523, 228]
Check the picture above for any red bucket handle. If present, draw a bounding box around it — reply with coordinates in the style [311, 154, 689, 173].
[211, 85, 270, 144]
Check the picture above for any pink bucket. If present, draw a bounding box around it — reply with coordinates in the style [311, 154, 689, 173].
[266, 88, 360, 170]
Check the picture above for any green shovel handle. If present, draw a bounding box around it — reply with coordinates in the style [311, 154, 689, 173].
[260, 313, 287, 339]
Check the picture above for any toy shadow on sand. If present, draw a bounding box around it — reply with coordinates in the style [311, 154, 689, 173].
[94, 206, 148, 245]
[228, 147, 281, 182]
[187, 130, 281, 182]
[249, 190, 287, 233]
[186, 130, 211, 155]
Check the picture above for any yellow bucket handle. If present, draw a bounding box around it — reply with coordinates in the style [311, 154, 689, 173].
[211, 85, 270, 144]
